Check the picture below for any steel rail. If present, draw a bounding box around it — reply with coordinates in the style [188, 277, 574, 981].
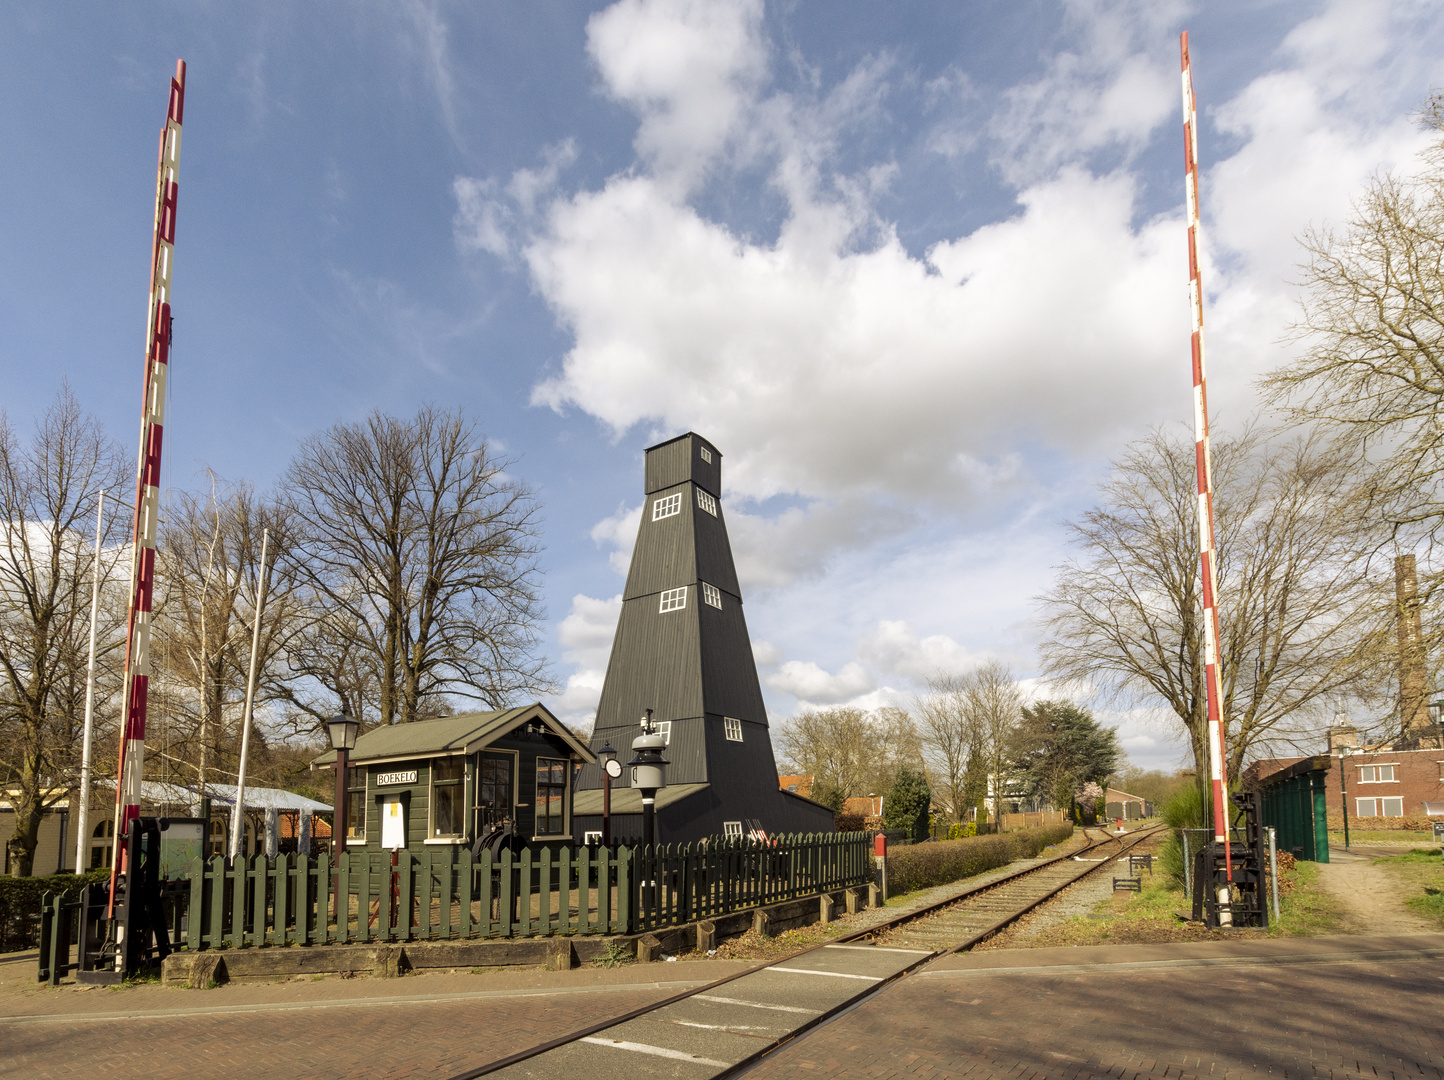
[444, 824, 1162, 1080]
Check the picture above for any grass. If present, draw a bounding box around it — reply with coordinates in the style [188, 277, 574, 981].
[1327, 830, 1434, 846]
[1378, 848, 1444, 928]
[1269, 860, 1346, 937]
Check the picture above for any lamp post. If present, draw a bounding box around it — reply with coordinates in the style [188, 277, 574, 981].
[1338, 744, 1353, 851]
[598, 741, 620, 847]
[628, 710, 669, 914]
[327, 712, 359, 916]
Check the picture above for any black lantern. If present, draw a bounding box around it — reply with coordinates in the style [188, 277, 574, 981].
[327, 711, 358, 914]
[327, 712, 359, 752]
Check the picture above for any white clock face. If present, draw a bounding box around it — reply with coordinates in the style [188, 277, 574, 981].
[604, 759, 623, 779]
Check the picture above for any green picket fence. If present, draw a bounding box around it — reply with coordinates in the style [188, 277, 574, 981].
[633, 831, 871, 933]
[180, 845, 633, 950]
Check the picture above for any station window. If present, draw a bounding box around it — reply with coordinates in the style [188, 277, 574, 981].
[583, 831, 602, 845]
[346, 775, 367, 843]
[1380, 797, 1404, 817]
[653, 493, 682, 521]
[431, 756, 464, 838]
[1356, 798, 1377, 817]
[724, 717, 743, 742]
[1359, 765, 1397, 783]
[90, 819, 115, 870]
[700, 446, 712, 463]
[722, 821, 743, 839]
[701, 582, 722, 608]
[697, 489, 718, 516]
[535, 757, 567, 836]
[660, 586, 687, 612]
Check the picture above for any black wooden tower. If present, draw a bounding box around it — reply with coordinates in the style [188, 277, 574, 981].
[571, 433, 834, 843]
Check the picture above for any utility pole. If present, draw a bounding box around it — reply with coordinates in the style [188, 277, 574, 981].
[230, 528, 270, 860]
[74, 489, 106, 873]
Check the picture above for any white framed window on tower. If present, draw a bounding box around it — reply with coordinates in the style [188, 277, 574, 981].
[659, 587, 687, 612]
[724, 716, 743, 742]
[653, 492, 682, 520]
[643, 719, 672, 745]
[722, 821, 742, 838]
[701, 582, 722, 608]
[700, 446, 712, 464]
[697, 489, 718, 516]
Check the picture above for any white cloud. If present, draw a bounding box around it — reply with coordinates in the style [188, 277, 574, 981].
[856, 620, 979, 684]
[765, 659, 874, 704]
[586, 0, 767, 191]
[589, 502, 642, 575]
[751, 639, 781, 667]
[552, 593, 622, 726]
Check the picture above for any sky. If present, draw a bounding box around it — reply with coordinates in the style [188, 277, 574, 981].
[5, 0, 1444, 772]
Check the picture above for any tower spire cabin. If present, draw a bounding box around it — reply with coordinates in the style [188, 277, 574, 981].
[572, 433, 834, 843]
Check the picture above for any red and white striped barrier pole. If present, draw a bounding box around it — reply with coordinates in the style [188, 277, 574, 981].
[1180, 34, 1232, 885]
[110, 59, 185, 916]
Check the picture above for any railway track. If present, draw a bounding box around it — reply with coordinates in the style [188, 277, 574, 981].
[449, 824, 1164, 1080]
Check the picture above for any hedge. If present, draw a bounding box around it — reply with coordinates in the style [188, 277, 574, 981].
[0, 869, 109, 953]
[886, 824, 1074, 896]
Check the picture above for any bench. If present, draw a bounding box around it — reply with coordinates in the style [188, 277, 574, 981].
[1113, 877, 1142, 892]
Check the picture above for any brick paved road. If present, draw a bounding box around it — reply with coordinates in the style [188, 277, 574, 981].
[745, 936, 1444, 1080]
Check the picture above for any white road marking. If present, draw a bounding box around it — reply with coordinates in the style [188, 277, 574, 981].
[670, 1021, 770, 1031]
[694, 995, 820, 1014]
[767, 966, 882, 981]
[579, 1037, 730, 1067]
[824, 944, 930, 955]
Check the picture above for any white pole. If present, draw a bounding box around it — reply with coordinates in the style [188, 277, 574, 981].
[74, 489, 105, 873]
[229, 527, 269, 861]
[1268, 826, 1280, 922]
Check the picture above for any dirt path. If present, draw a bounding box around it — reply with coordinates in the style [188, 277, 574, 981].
[1315, 846, 1435, 934]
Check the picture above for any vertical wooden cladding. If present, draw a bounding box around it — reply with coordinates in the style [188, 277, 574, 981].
[644, 432, 721, 498]
[699, 598, 767, 724]
[594, 592, 703, 730]
[624, 483, 696, 600]
[695, 497, 741, 598]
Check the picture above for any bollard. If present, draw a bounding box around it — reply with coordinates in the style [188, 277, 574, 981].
[819, 894, 835, 925]
[1267, 827, 1280, 923]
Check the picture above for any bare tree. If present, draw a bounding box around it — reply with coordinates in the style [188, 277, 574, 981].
[958, 660, 1024, 826]
[0, 388, 127, 874]
[151, 479, 299, 795]
[1263, 95, 1444, 544]
[775, 707, 875, 803]
[1039, 426, 1387, 783]
[283, 406, 550, 726]
[916, 674, 971, 823]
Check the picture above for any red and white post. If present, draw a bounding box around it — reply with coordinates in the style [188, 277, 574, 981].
[1180, 34, 1232, 894]
[109, 60, 185, 915]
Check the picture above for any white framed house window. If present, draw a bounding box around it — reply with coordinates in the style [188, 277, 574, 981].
[660, 586, 687, 612]
[642, 719, 672, 744]
[700, 446, 712, 463]
[1359, 765, 1397, 783]
[583, 830, 602, 845]
[724, 717, 743, 742]
[1380, 796, 1404, 817]
[701, 582, 722, 609]
[697, 489, 718, 516]
[1356, 798, 1378, 817]
[653, 493, 682, 521]
[722, 821, 743, 838]
[429, 756, 464, 839]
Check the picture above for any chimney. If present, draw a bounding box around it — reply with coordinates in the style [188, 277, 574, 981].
[1395, 554, 1430, 737]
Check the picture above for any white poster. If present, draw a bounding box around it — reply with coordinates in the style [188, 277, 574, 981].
[381, 796, 405, 849]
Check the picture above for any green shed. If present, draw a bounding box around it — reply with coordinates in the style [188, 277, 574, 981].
[311, 703, 595, 857]
[1257, 755, 1332, 863]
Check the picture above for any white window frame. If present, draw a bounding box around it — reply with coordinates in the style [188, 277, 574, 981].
[643, 719, 671, 745]
[701, 581, 722, 609]
[697, 489, 718, 516]
[1356, 797, 1378, 817]
[427, 754, 465, 842]
[724, 716, 743, 742]
[1380, 796, 1405, 817]
[700, 446, 712, 463]
[583, 830, 602, 845]
[722, 821, 743, 839]
[653, 493, 682, 521]
[660, 586, 687, 612]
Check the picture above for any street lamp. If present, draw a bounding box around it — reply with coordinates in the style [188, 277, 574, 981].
[327, 712, 359, 915]
[1338, 743, 1354, 851]
[598, 741, 621, 846]
[628, 710, 669, 850]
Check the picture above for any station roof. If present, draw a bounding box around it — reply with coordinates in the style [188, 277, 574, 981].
[311, 703, 595, 768]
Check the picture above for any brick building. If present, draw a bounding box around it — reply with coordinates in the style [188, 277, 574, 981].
[1248, 726, 1444, 825]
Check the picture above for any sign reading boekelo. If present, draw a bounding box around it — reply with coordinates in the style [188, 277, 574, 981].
[376, 770, 418, 786]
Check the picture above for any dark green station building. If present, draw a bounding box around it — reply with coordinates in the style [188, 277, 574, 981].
[312, 704, 594, 856]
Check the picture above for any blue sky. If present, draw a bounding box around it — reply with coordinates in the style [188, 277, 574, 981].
[5, 1, 1444, 770]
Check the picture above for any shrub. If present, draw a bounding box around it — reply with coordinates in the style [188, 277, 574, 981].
[0, 869, 109, 952]
[886, 824, 1074, 895]
[835, 812, 865, 832]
